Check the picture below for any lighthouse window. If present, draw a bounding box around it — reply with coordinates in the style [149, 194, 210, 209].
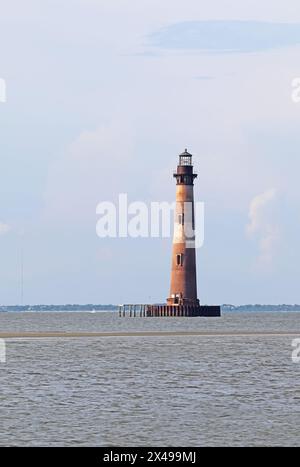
[180, 155, 192, 166]
[178, 213, 184, 225]
[176, 254, 184, 266]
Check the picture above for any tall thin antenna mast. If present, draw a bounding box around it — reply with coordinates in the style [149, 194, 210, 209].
[20, 231, 24, 306]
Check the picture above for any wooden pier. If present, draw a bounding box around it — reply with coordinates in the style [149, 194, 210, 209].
[118, 304, 148, 317]
[119, 304, 221, 317]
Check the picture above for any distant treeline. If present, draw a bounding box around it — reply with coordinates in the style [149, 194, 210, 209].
[0, 304, 118, 312]
[222, 304, 300, 312]
[1, 304, 300, 312]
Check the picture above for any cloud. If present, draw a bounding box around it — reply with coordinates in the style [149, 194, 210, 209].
[148, 21, 300, 54]
[246, 189, 279, 266]
[0, 222, 10, 235]
[194, 75, 215, 80]
[247, 189, 276, 234]
[43, 120, 134, 223]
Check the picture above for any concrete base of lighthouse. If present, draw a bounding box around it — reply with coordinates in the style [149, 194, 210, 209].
[198, 305, 221, 317]
[145, 304, 221, 317]
[118, 304, 221, 317]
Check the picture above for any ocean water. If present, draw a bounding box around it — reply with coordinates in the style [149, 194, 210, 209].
[1, 311, 300, 446]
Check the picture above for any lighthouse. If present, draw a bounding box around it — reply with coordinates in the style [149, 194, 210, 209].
[119, 148, 221, 317]
[167, 149, 199, 307]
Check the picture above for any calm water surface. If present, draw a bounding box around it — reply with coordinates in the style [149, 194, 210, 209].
[1, 311, 300, 446]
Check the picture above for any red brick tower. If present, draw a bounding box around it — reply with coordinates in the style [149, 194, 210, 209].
[119, 149, 221, 318]
[167, 149, 199, 307]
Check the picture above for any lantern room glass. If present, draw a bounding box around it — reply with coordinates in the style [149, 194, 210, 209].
[179, 155, 192, 166]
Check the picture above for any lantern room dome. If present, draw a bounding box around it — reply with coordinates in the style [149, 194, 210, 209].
[179, 148, 192, 157]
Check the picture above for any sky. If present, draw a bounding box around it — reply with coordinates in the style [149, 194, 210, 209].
[1, 0, 300, 305]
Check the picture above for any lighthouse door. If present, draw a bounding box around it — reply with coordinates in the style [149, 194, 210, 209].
[174, 293, 180, 304]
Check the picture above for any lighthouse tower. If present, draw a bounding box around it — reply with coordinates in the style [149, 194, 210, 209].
[119, 148, 221, 318]
[167, 149, 199, 307]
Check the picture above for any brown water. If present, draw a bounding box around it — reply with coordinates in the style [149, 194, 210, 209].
[1, 312, 300, 446]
